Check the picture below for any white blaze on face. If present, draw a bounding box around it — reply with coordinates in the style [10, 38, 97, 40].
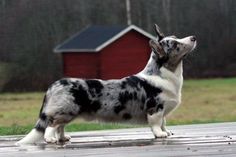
[161, 36, 197, 58]
[157, 35, 197, 72]
[176, 36, 197, 52]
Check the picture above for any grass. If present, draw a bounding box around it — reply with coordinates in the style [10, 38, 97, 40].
[0, 123, 135, 136]
[170, 78, 236, 124]
[0, 78, 236, 135]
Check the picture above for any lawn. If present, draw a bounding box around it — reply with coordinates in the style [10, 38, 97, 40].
[0, 78, 236, 135]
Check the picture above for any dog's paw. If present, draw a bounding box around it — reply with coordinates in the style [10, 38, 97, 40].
[57, 135, 71, 144]
[60, 135, 71, 142]
[45, 137, 57, 143]
[153, 131, 168, 138]
[165, 130, 174, 136]
[64, 135, 71, 140]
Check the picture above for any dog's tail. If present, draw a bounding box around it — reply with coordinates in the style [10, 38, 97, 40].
[15, 95, 49, 145]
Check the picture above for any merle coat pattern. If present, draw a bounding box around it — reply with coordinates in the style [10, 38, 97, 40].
[16, 24, 197, 145]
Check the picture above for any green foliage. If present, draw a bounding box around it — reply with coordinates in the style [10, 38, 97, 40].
[170, 78, 236, 124]
[0, 123, 138, 136]
[0, 124, 34, 135]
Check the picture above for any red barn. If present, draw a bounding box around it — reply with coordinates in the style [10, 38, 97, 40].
[54, 25, 155, 79]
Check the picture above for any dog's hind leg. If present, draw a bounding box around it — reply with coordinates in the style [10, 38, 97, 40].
[44, 126, 57, 143]
[147, 111, 168, 138]
[15, 118, 47, 145]
[55, 125, 71, 144]
[44, 113, 75, 144]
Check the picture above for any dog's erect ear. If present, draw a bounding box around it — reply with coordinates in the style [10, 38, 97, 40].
[154, 24, 164, 41]
[149, 40, 165, 58]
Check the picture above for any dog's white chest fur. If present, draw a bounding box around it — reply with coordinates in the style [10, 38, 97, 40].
[138, 61, 183, 116]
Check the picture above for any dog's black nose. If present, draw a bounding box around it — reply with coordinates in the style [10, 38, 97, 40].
[190, 36, 196, 42]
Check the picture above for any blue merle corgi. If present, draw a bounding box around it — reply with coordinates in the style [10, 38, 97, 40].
[16, 24, 197, 145]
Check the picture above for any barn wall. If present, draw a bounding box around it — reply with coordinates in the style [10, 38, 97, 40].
[62, 53, 100, 78]
[100, 30, 151, 79]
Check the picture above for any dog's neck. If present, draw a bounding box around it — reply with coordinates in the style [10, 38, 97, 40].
[138, 53, 183, 99]
[140, 51, 183, 76]
[173, 61, 183, 78]
[139, 51, 183, 89]
[139, 51, 163, 75]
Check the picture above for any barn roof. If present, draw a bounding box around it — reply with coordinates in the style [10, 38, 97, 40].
[54, 25, 156, 53]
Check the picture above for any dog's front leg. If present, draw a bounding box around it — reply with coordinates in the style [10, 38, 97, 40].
[161, 117, 173, 136]
[147, 111, 168, 138]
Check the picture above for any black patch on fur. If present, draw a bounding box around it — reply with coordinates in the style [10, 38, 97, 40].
[137, 78, 162, 98]
[35, 110, 48, 132]
[141, 95, 146, 104]
[90, 100, 102, 111]
[156, 104, 164, 112]
[36, 95, 48, 132]
[121, 81, 127, 89]
[176, 47, 180, 51]
[133, 92, 137, 99]
[146, 97, 156, 110]
[70, 85, 101, 113]
[86, 79, 104, 97]
[114, 105, 125, 114]
[35, 121, 46, 133]
[146, 97, 156, 115]
[40, 112, 47, 121]
[140, 104, 144, 110]
[70, 85, 91, 106]
[59, 79, 70, 86]
[35, 113, 48, 133]
[118, 91, 133, 105]
[121, 76, 162, 111]
[58, 139, 64, 143]
[39, 95, 47, 115]
[145, 98, 163, 115]
[123, 76, 162, 98]
[128, 76, 162, 97]
[156, 56, 169, 68]
[125, 76, 141, 90]
[122, 113, 132, 120]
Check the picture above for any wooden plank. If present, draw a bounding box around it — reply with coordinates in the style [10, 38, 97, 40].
[0, 122, 235, 157]
[1, 144, 236, 157]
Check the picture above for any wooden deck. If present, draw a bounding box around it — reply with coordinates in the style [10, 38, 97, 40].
[0, 122, 236, 157]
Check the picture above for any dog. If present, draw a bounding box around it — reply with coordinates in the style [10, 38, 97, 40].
[16, 24, 197, 145]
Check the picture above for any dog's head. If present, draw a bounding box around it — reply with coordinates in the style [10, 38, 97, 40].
[149, 24, 197, 72]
